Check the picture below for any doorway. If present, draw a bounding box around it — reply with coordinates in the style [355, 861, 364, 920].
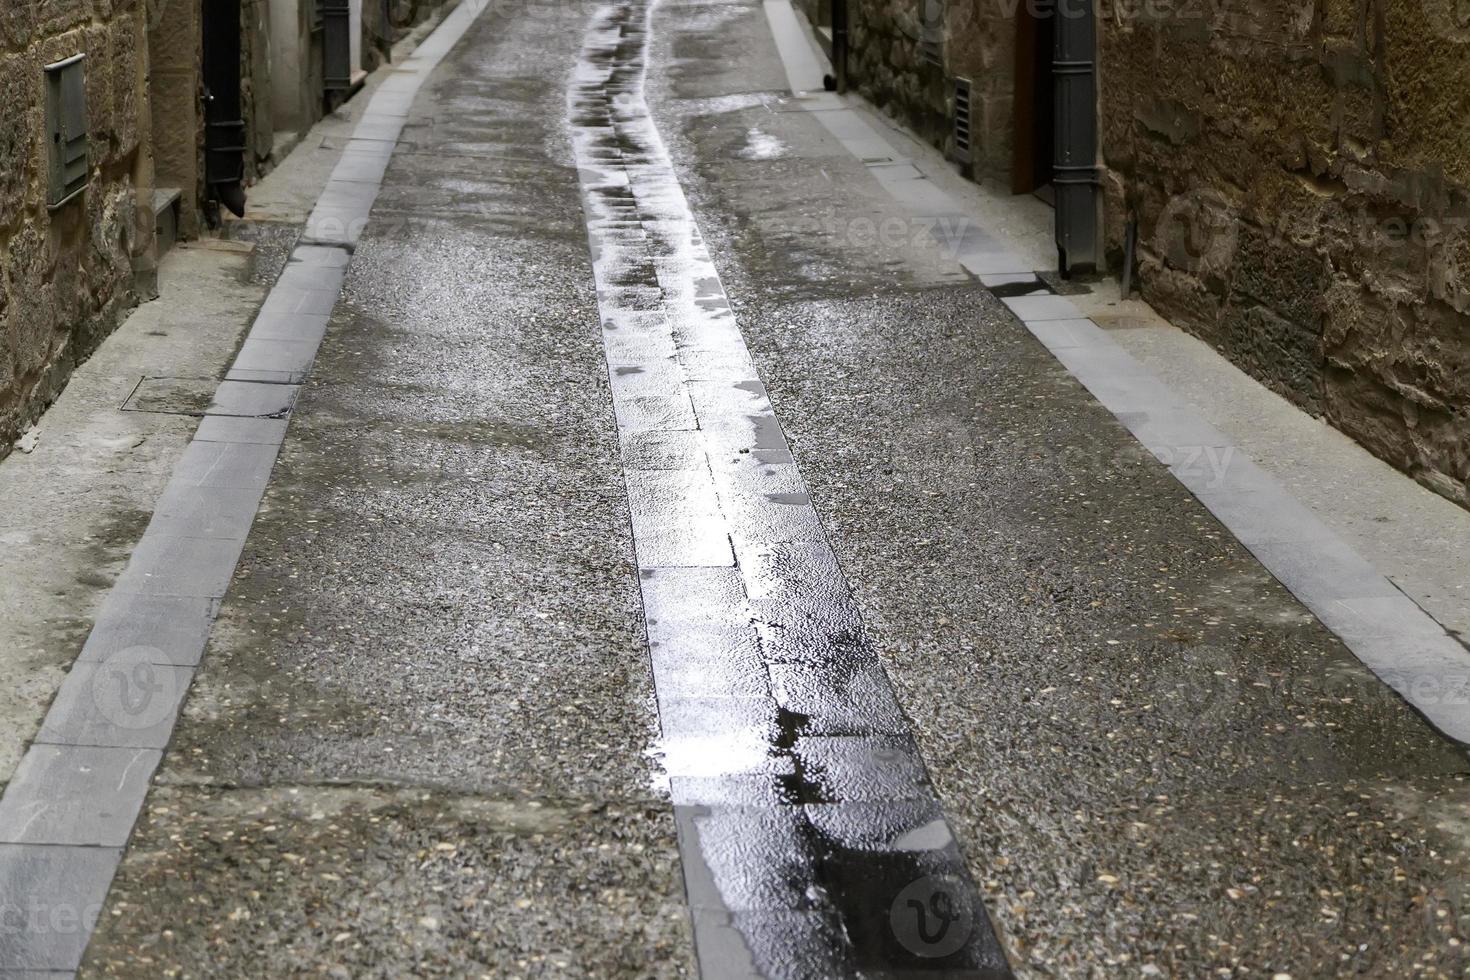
[1011, 1, 1054, 199]
[202, 0, 248, 218]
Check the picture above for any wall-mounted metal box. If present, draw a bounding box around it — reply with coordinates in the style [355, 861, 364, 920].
[45, 54, 88, 210]
[322, 0, 352, 91]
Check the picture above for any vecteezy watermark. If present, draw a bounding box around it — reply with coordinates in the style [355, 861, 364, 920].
[90, 646, 179, 731]
[303, 213, 374, 248]
[899, 0, 1270, 40]
[0, 900, 104, 938]
[1268, 203, 1470, 253]
[1138, 641, 1239, 729]
[1155, 188, 1470, 271]
[1154, 187, 1240, 277]
[889, 874, 977, 958]
[1150, 443, 1236, 489]
[752, 213, 979, 261]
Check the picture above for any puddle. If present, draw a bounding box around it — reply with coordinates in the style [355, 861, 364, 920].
[739, 127, 787, 161]
[568, 1, 1013, 974]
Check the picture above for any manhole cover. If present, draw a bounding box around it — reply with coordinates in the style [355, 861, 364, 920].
[121, 377, 217, 415]
[122, 377, 298, 418]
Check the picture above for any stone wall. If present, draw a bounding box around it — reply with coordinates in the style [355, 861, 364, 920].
[1, 0, 154, 454]
[147, 0, 201, 236]
[1102, 0, 1470, 506]
[845, 0, 952, 150]
[383, 0, 458, 51]
[243, 0, 274, 174]
[835, 0, 1018, 178]
[944, 0, 1016, 179]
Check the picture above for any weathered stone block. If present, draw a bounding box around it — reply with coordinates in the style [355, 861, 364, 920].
[1138, 259, 1225, 341]
[1428, 230, 1470, 314]
[1229, 223, 1324, 329]
[1219, 301, 1324, 412]
[973, 91, 1012, 179]
[0, 0, 37, 51]
[1321, 275, 1391, 356]
[6, 224, 57, 381]
[1148, 184, 1240, 292]
[80, 23, 114, 150]
[0, 52, 40, 233]
[144, 0, 197, 74]
[147, 67, 199, 186]
[85, 180, 134, 305]
[1323, 364, 1418, 472]
[1133, 96, 1201, 146]
[35, 0, 88, 36]
[109, 13, 140, 159]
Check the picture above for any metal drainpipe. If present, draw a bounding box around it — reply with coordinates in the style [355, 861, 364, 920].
[832, 0, 849, 92]
[1052, 0, 1099, 276]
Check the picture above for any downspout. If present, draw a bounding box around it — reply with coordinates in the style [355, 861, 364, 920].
[1052, 0, 1099, 276]
[831, 0, 849, 92]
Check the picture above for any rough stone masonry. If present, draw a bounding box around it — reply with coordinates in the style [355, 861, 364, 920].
[0, 0, 154, 457]
[817, 0, 1470, 508]
[1102, 0, 1470, 508]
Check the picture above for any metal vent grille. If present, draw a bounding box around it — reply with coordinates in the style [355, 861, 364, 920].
[953, 76, 973, 164]
[919, 33, 943, 68]
[918, 0, 944, 67]
[45, 54, 88, 210]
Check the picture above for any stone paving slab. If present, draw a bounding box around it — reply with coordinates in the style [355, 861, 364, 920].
[0, 747, 161, 847]
[36, 662, 193, 750]
[76, 595, 217, 668]
[0, 845, 119, 972]
[110, 535, 246, 598]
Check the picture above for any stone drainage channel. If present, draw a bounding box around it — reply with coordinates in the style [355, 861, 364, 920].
[571, 3, 1011, 977]
[0, 3, 486, 974]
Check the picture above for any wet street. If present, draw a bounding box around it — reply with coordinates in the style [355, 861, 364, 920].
[5, 0, 1470, 977]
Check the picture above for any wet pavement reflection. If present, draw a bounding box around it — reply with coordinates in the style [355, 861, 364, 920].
[571, 3, 1011, 975]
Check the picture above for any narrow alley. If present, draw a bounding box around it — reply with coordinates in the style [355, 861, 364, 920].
[2, 0, 1470, 977]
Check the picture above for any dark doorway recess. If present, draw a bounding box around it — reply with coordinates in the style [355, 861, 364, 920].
[1012, 1, 1054, 197]
[202, 0, 248, 218]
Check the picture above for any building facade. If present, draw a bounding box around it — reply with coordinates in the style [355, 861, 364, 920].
[0, 0, 452, 463]
[816, 0, 1470, 508]
[1, 0, 155, 455]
